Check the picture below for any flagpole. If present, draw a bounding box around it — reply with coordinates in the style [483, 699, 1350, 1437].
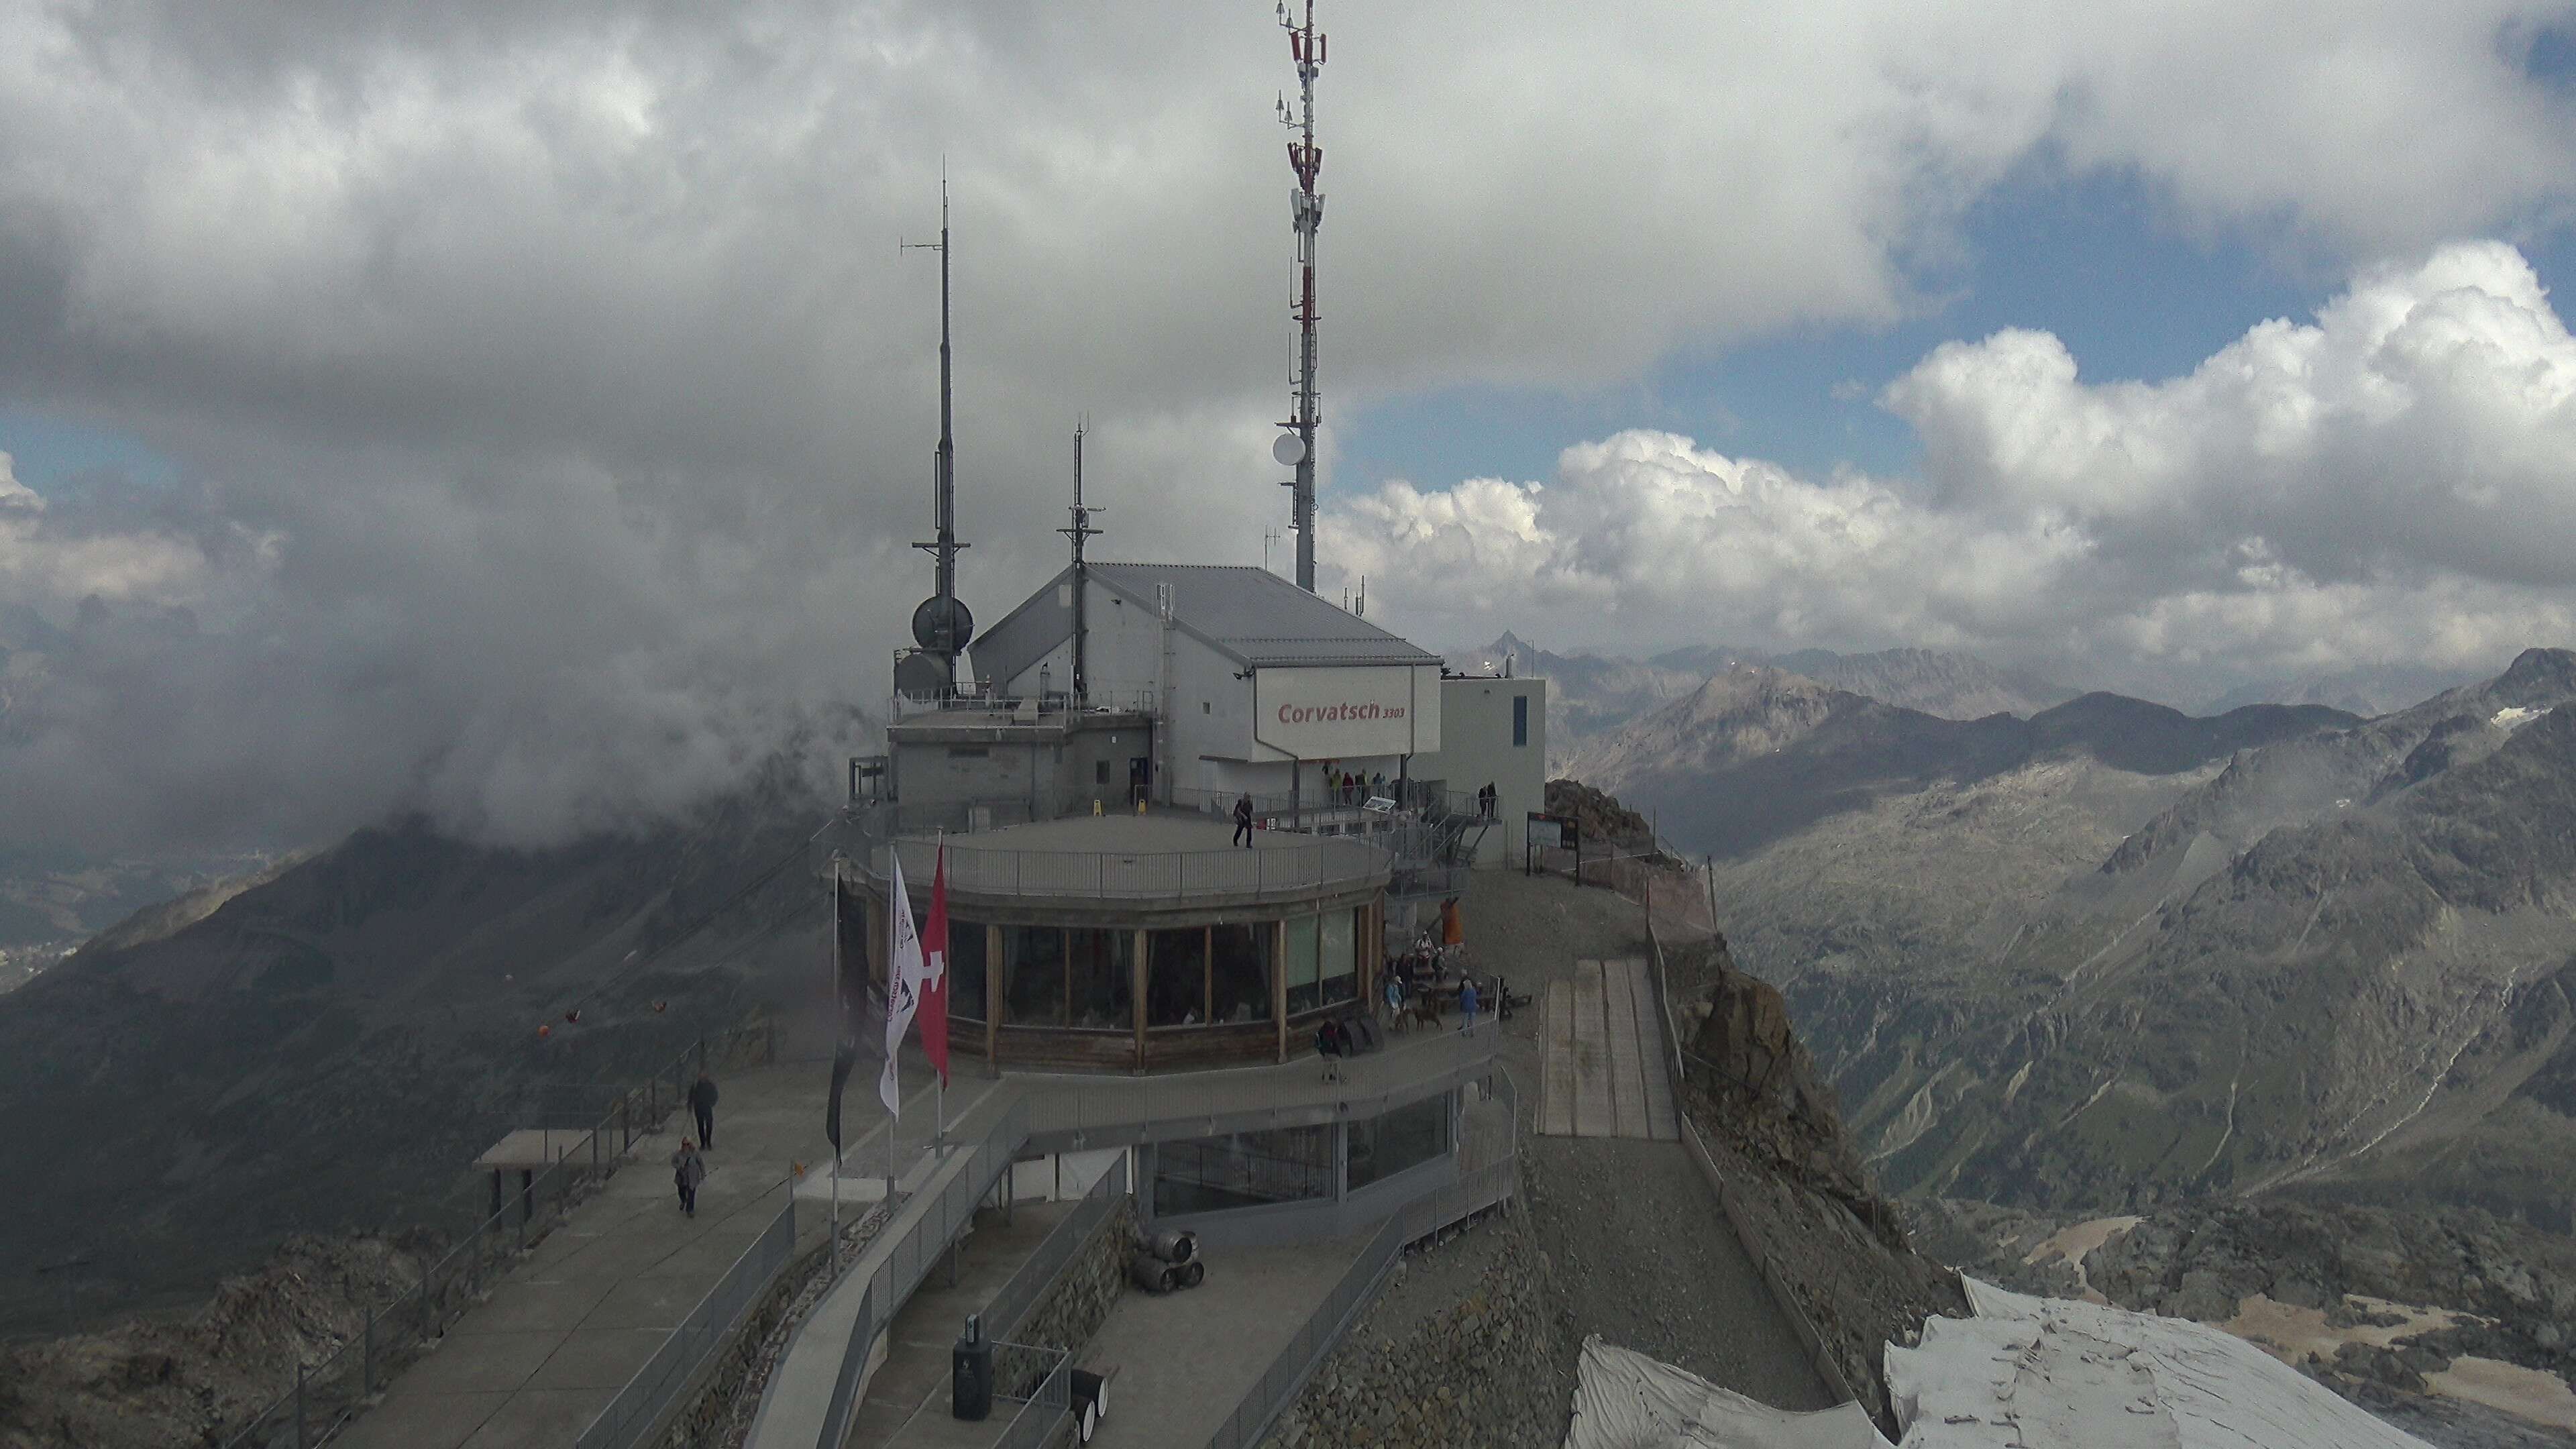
[828, 858, 841, 1244]
[934, 828, 947, 1153]
[886, 862, 898, 1204]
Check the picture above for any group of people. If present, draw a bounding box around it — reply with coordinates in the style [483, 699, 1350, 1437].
[1313, 762, 1387, 807]
[669, 1069, 720, 1218]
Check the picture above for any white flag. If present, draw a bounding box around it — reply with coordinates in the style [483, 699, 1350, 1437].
[882, 851, 924, 1116]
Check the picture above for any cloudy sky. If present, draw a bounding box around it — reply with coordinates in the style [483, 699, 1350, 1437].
[3, 1, 2574, 855]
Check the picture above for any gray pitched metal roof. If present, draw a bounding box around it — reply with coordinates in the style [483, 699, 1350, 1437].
[970, 561, 1437, 688]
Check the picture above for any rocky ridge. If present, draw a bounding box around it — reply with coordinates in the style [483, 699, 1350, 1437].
[0, 1232, 430, 1449]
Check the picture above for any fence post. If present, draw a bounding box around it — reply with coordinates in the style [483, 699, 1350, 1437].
[362, 1307, 375, 1395]
[418, 1254, 431, 1343]
[620, 1095, 630, 1152]
[293, 1361, 307, 1449]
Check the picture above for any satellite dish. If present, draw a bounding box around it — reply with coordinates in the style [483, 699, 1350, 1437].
[1272, 433, 1307, 467]
[910, 594, 976, 653]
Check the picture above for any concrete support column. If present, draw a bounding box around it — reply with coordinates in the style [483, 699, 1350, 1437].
[1132, 927, 1149, 1071]
[985, 923, 1003, 1069]
[1274, 918, 1290, 1063]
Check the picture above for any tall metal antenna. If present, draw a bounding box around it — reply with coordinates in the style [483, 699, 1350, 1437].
[1059, 419, 1106, 706]
[902, 168, 971, 688]
[1275, 0, 1326, 594]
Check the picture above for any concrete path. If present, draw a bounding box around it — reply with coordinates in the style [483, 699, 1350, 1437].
[747, 1080, 1014, 1449]
[1539, 959, 1676, 1141]
[343, 1057, 931, 1449]
[1079, 1234, 1369, 1449]
[869, 1198, 1076, 1448]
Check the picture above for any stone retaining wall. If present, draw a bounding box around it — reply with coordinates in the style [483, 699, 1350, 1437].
[1001, 1197, 1135, 1395]
[661, 1199, 897, 1449]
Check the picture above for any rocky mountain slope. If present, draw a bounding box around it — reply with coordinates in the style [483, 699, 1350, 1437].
[0, 761, 833, 1338]
[1574, 647, 2576, 1228]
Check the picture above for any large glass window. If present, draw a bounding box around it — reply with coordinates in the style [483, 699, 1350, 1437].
[1210, 923, 1273, 1024]
[1152, 1124, 1336, 1215]
[1283, 914, 1321, 1015]
[1068, 928, 1133, 1031]
[1320, 908, 1358, 1006]
[1004, 926, 1068, 1026]
[1348, 1095, 1450, 1191]
[1147, 928, 1208, 1026]
[947, 917, 988, 1022]
[1513, 694, 1528, 747]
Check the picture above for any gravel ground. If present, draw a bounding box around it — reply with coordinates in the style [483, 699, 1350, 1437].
[2336, 1377, 2576, 1449]
[1523, 1136, 1835, 1410]
[1368, 1213, 1516, 1338]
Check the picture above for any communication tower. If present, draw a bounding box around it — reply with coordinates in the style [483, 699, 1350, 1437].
[1059, 421, 1106, 705]
[1275, 0, 1327, 593]
[900, 175, 972, 696]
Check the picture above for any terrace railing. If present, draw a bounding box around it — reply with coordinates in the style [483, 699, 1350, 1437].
[570, 1194, 798, 1449]
[808, 1097, 1032, 1449]
[1200, 1098, 1521, 1449]
[873, 835, 1389, 903]
[217, 1020, 775, 1449]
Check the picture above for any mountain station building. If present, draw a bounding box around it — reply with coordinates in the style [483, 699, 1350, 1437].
[843, 561, 1547, 1074]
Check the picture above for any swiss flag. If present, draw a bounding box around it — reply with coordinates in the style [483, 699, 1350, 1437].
[920, 844, 951, 1085]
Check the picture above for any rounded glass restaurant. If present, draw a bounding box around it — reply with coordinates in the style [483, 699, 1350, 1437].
[853, 811, 1387, 1071]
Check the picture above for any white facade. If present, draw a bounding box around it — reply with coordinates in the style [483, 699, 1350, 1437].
[1407, 675, 1549, 865]
[984, 572, 1442, 806]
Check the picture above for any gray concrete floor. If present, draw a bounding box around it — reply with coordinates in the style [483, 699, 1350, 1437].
[342, 1056, 939, 1449]
[1079, 1235, 1368, 1449]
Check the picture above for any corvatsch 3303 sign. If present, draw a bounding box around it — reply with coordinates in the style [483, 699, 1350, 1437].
[1252, 665, 1444, 758]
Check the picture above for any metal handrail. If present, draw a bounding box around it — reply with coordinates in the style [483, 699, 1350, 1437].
[873, 835, 1390, 902]
[810, 1098, 1032, 1449]
[571, 1193, 797, 1449]
[215, 1019, 775, 1449]
[983, 1154, 1131, 1342]
[1201, 1079, 1521, 1449]
[1018, 1018, 1503, 1155]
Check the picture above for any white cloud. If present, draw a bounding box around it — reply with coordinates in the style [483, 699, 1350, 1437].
[0, 3, 2571, 851]
[1332, 243, 2576, 695]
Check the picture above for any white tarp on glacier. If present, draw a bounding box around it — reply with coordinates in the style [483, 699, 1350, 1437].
[1562, 1279, 2436, 1449]
[1564, 1337, 1892, 1449]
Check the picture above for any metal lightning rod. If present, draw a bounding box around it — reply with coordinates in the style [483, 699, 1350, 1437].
[903, 167, 969, 689]
[1278, 0, 1326, 593]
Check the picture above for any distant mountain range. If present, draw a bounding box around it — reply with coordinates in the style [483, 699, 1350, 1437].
[2196, 663, 2487, 719]
[1449, 635, 2081, 770]
[1568, 647, 2576, 1226]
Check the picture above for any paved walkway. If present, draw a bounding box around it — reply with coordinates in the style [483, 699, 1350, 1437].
[746, 1079, 1015, 1449]
[869, 1198, 1077, 1448]
[344, 1056, 935, 1449]
[1539, 958, 1678, 1140]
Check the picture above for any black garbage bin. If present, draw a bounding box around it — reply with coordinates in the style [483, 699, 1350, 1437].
[953, 1316, 994, 1421]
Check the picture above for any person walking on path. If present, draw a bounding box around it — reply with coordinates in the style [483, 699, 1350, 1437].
[1458, 979, 1481, 1032]
[688, 1069, 720, 1149]
[672, 1140, 707, 1217]
[1232, 791, 1254, 848]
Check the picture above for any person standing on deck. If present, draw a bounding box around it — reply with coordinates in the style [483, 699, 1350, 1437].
[1232, 791, 1254, 847]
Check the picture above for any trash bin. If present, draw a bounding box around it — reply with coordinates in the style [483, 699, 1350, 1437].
[953, 1315, 994, 1420]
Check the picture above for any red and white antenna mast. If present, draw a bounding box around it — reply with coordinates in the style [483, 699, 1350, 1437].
[1275, 0, 1326, 593]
